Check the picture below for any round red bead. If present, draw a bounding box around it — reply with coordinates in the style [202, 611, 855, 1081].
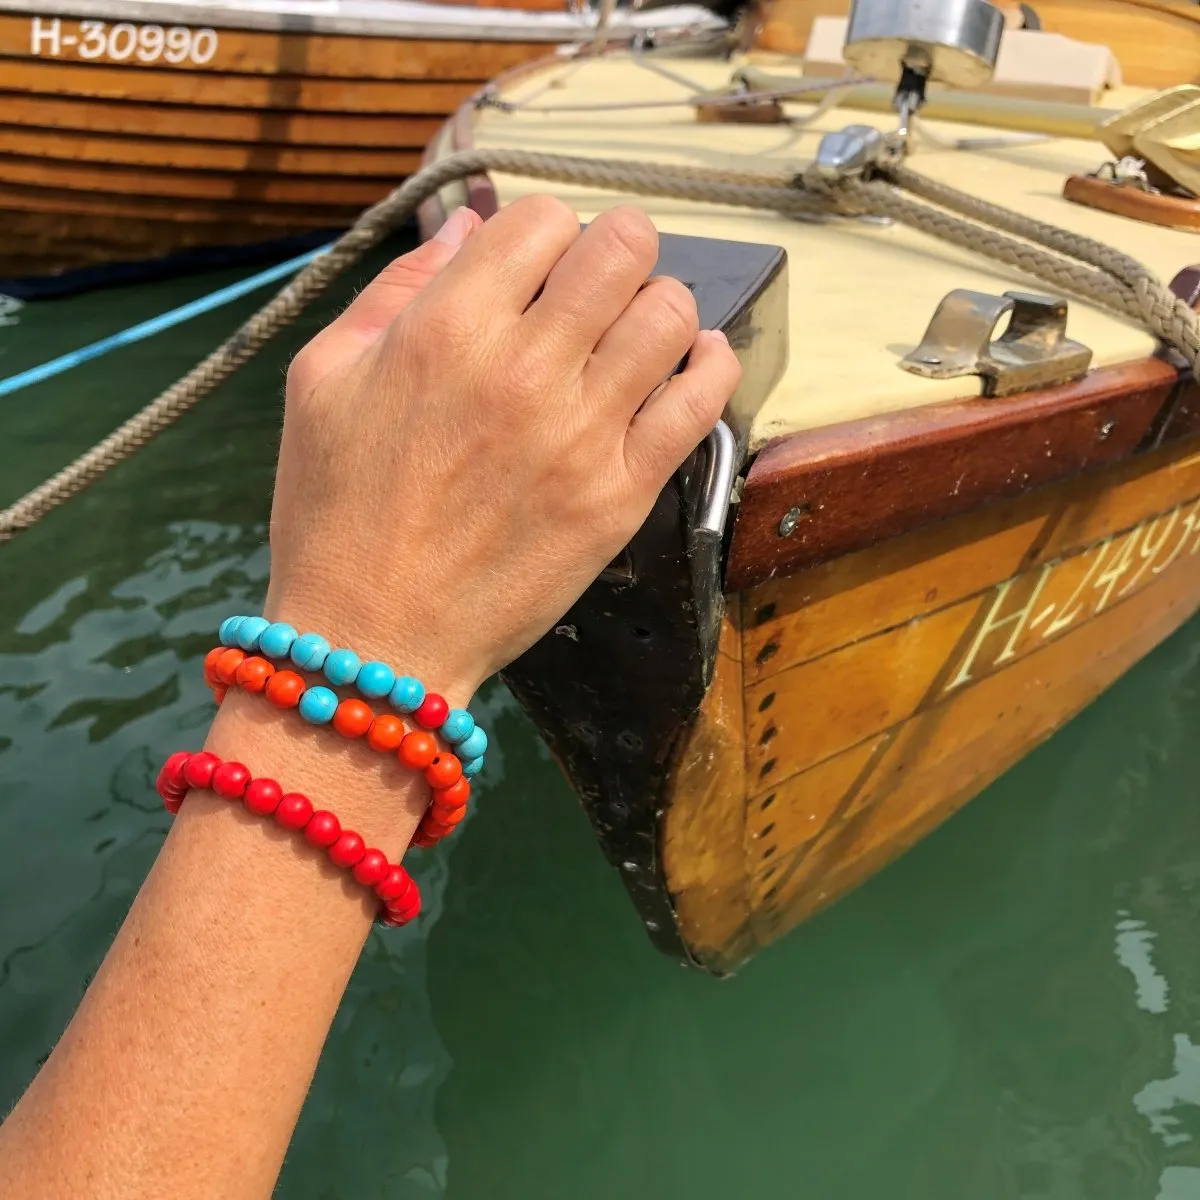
[387, 892, 421, 921]
[235, 656, 275, 694]
[163, 794, 184, 815]
[265, 670, 306, 709]
[303, 811, 341, 848]
[212, 686, 228, 706]
[332, 698, 374, 739]
[413, 693, 449, 730]
[183, 751, 220, 789]
[398, 731, 438, 770]
[352, 849, 389, 887]
[215, 647, 246, 686]
[243, 777, 283, 815]
[328, 831, 366, 868]
[275, 792, 313, 830]
[424, 753, 462, 790]
[375, 866, 415, 902]
[161, 751, 191, 791]
[434, 776, 470, 809]
[380, 907, 414, 927]
[366, 714, 406, 753]
[211, 761, 251, 800]
[411, 831, 439, 849]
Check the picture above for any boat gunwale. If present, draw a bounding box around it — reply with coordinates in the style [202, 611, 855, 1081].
[421, 53, 1200, 593]
[0, 0, 725, 44]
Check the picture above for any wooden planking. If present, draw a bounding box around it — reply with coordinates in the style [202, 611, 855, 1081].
[727, 359, 1180, 592]
[0, 91, 441, 146]
[0, 16, 547, 80]
[0, 124, 421, 174]
[1, 57, 478, 110]
[660, 600, 756, 973]
[745, 453, 1200, 785]
[742, 435, 1200, 682]
[747, 551, 1200, 941]
[752, 0, 1200, 88]
[0, 151, 400, 205]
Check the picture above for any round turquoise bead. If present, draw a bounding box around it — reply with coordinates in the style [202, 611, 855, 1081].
[457, 726, 488, 761]
[357, 660, 395, 699]
[259, 622, 298, 659]
[236, 615, 270, 652]
[298, 685, 338, 725]
[389, 675, 424, 713]
[218, 615, 246, 647]
[441, 709, 475, 744]
[461, 755, 485, 779]
[324, 649, 361, 687]
[290, 633, 330, 672]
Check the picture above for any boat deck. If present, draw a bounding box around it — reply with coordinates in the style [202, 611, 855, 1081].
[467, 55, 1197, 447]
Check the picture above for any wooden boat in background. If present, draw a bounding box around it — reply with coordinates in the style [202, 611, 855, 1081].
[421, 15, 1200, 973]
[752, 0, 1200, 89]
[0, 0, 725, 287]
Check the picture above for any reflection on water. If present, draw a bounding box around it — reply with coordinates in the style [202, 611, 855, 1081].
[2, 258, 1200, 1198]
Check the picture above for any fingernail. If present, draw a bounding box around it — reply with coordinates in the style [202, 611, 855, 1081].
[433, 207, 474, 247]
[707, 329, 729, 345]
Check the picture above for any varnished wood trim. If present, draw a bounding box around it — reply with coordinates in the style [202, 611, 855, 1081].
[0, 125, 424, 173]
[1, 58, 480, 111]
[727, 358, 1180, 591]
[0, 17, 549, 80]
[0, 92, 442, 146]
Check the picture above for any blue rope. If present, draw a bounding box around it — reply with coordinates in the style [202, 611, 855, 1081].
[0, 244, 333, 398]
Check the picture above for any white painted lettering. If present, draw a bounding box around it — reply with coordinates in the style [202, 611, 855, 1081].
[30, 16, 61, 55]
[947, 563, 1054, 691]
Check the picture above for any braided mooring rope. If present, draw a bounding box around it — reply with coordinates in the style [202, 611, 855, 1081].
[2, 146, 1196, 545]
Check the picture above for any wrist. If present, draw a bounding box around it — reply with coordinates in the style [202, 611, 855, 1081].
[261, 582, 487, 709]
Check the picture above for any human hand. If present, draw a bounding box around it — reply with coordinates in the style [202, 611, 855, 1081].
[266, 198, 741, 701]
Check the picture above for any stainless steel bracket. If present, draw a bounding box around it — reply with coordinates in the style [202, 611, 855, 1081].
[900, 289, 1093, 397]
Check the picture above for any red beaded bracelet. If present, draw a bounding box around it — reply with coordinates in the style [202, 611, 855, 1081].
[155, 750, 421, 926]
[203, 646, 473, 847]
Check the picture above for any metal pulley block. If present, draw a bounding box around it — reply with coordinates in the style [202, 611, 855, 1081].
[842, 0, 1005, 134]
[900, 289, 1093, 397]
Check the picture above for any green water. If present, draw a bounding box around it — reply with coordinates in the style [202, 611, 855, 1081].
[3, 252, 1200, 1200]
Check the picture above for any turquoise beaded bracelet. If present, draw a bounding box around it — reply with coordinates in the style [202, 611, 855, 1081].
[218, 615, 487, 777]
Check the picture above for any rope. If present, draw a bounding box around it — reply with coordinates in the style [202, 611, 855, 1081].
[4, 145, 1198, 544]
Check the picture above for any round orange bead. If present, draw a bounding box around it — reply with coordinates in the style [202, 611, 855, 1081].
[203, 646, 226, 686]
[215, 647, 246, 686]
[424, 753, 462, 790]
[265, 669, 306, 709]
[366, 714, 407, 753]
[430, 802, 467, 828]
[332, 698, 374, 739]
[212, 685, 228, 706]
[434, 776, 470, 809]
[235, 655, 275, 694]
[397, 731, 438, 770]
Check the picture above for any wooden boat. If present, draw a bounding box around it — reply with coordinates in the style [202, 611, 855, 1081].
[420, 11, 1200, 973]
[753, 0, 1200, 90]
[0, 0, 725, 286]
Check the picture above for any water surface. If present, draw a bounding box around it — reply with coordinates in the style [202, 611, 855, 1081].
[2, 258, 1199, 1199]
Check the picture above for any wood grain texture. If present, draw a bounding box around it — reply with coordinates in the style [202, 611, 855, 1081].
[752, 0, 1200, 88]
[726, 359, 1180, 592]
[1064, 174, 1200, 229]
[661, 430, 1200, 970]
[0, 11, 556, 277]
[660, 600, 756, 973]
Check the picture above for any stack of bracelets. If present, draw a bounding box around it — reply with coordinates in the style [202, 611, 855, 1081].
[154, 615, 488, 928]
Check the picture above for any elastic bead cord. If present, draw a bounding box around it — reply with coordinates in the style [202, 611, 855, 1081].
[155, 750, 421, 926]
[219, 616, 487, 777]
[209, 651, 473, 841]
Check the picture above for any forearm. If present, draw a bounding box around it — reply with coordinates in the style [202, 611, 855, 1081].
[0, 684, 435, 1200]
